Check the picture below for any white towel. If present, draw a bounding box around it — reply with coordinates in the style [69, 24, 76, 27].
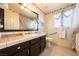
[76, 33, 79, 52]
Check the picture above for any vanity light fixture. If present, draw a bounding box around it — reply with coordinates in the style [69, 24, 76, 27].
[25, 8, 28, 11]
[21, 6, 24, 9]
[0, 3, 8, 9]
[20, 3, 32, 13]
[22, 3, 27, 6]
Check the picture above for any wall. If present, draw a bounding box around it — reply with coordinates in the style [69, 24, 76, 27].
[45, 13, 58, 35]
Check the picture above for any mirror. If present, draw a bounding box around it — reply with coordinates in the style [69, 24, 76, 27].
[0, 3, 38, 32]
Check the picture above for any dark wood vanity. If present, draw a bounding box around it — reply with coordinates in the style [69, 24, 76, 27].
[0, 36, 46, 56]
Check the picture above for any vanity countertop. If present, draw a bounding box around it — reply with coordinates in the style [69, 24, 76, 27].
[0, 32, 46, 49]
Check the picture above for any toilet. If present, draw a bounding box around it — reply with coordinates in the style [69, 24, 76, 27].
[46, 37, 53, 47]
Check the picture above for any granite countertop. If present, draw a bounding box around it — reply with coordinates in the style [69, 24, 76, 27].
[0, 32, 46, 49]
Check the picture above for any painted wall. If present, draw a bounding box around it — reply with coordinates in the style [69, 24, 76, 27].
[45, 13, 58, 35]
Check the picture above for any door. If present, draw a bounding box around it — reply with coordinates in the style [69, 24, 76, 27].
[40, 36, 46, 52]
[30, 43, 40, 56]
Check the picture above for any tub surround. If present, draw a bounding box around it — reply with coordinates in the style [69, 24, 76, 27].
[0, 32, 46, 49]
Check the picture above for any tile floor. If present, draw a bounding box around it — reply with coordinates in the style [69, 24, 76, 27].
[40, 42, 78, 56]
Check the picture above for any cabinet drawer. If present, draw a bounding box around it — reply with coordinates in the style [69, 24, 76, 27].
[30, 38, 40, 45]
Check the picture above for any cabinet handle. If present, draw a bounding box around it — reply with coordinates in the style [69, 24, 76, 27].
[28, 49, 29, 54]
[17, 46, 21, 50]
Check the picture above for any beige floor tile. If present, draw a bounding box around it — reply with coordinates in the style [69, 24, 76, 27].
[40, 33, 78, 56]
[40, 43, 78, 56]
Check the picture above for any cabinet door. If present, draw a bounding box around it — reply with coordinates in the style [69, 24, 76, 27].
[30, 43, 40, 56]
[0, 44, 20, 56]
[0, 41, 30, 56]
[40, 42, 46, 52]
[14, 41, 29, 56]
[30, 37, 40, 45]
[14, 48, 29, 56]
[40, 36, 46, 52]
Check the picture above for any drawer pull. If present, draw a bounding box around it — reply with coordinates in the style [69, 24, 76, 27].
[28, 49, 29, 54]
[17, 46, 21, 50]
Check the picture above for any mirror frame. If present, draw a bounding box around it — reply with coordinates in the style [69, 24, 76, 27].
[0, 5, 39, 32]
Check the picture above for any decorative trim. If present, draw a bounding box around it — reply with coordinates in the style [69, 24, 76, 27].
[46, 3, 76, 15]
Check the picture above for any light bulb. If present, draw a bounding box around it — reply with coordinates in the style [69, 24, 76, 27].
[3, 3, 8, 9]
[27, 5, 31, 9]
[23, 3, 26, 6]
[30, 7, 34, 11]
[25, 8, 28, 11]
[5, 3, 8, 9]
[0, 24, 3, 28]
[28, 10, 31, 13]
[21, 6, 24, 9]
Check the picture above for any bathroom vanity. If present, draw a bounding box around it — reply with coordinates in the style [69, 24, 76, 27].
[0, 4, 46, 56]
[0, 33, 46, 56]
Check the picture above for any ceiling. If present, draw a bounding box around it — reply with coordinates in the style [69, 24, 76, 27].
[33, 3, 73, 14]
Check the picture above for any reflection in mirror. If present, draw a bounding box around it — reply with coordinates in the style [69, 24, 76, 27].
[0, 3, 38, 31]
[19, 14, 38, 30]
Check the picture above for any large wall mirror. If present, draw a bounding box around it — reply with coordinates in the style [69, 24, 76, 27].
[0, 3, 38, 32]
